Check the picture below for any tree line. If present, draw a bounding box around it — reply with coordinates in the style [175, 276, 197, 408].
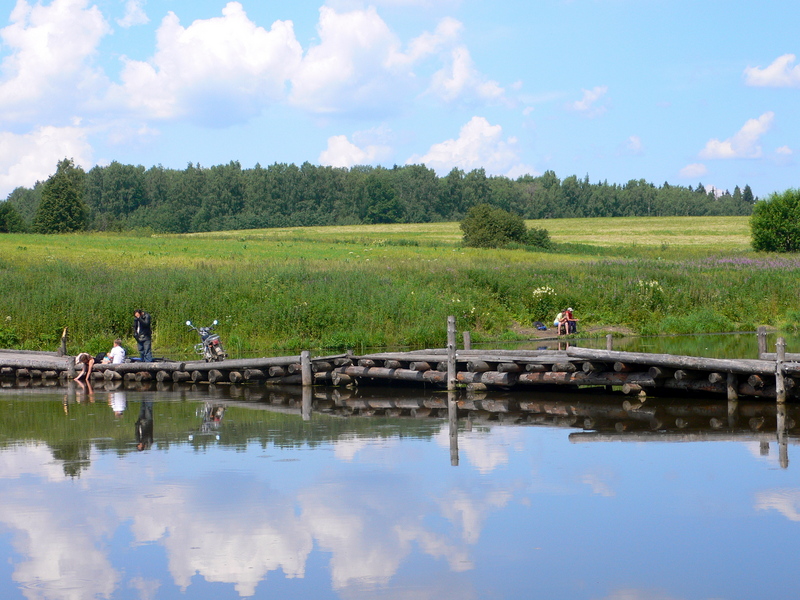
[1, 158, 757, 234]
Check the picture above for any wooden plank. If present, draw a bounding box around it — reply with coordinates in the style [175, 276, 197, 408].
[567, 347, 778, 376]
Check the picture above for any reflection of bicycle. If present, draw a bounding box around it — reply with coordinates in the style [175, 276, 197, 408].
[189, 402, 225, 441]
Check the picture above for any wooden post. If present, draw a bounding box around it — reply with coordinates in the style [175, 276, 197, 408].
[58, 327, 68, 356]
[726, 373, 738, 401]
[448, 390, 459, 466]
[301, 350, 312, 387]
[777, 402, 789, 469]
[463, 331, 472, 351]
[776, 337, 786, 404]
[447, 316, 457, 391]
[302, 385, 312, 421]
[606, 334, 613, 351]
[757, 326, 767, 357]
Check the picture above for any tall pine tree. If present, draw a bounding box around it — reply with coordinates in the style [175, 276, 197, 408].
[32, 159, 87, 234]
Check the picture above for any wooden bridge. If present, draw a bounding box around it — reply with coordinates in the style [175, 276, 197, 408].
[0, 325, 796, 404]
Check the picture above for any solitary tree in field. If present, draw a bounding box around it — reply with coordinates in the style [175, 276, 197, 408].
[32, 158, 88, 234]
[750, 189, 800, 252]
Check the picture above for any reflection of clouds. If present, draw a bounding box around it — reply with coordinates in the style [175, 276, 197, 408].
[110, 478, 312, 598]
[435, 426, 524, 474]
[0, 436, 513, 598]
[755, 489, 800, 521]
[0, 447, 120, 600]
[581, 467, 617, 497]
[299, 478, 470, 589]
[334, 435, 402, 461]
[0, 442, 68, 482]
[439, 488, 510, 546]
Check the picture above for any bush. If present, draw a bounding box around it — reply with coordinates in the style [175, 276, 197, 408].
[461, 204, 551, 249]
[750, 189, 800, 252]
[525, 226, 552, 249]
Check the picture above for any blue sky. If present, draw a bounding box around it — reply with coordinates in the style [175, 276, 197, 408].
[0, 0, 797, 201]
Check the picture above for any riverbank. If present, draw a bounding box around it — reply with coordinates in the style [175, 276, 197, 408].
[1, 216, 797, 355]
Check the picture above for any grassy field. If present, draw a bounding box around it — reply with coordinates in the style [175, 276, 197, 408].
[2, 215, 797, 356]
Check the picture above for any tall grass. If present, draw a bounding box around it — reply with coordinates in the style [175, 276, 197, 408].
[1, 217, 796, 356]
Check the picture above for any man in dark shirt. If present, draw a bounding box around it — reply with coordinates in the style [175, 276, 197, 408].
[133, 309, 153, 362]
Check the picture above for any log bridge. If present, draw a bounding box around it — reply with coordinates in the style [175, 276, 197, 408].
[0, 326, 796, 403]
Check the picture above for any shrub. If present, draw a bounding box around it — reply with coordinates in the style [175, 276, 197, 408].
[750, 189, 800, 252]
[461, 204, 551, 249]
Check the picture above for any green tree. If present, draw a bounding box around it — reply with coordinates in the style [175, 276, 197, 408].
[0, 202, 26, 232]
[750, 189, 800, 252]
[32, 158, 87, 234]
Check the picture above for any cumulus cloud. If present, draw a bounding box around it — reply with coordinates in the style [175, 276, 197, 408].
[0, 0, 110, 123]
[568, 85, 608, 117]
[408, 116, 532, 178]
[0, 125, 93, 198]
[679, 163, 707, 179]
[744, 54, 800, 88]
[290, 6, 415, 115]
[117, 0, 149, 28]
[319, 133, 392, 168]
[109, 2, 302, 123]
[699, 112, 774, 159]
[429, 45, 505, 103]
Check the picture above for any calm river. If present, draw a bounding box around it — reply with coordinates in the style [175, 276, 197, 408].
[0, 377, 797, 600]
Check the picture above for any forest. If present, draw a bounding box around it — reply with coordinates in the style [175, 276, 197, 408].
[2, 159, 757, 234]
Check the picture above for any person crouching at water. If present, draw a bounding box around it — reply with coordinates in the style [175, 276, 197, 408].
[74, 352, 95, 381]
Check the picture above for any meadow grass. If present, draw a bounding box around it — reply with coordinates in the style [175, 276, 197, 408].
[2, 215, 796, 356]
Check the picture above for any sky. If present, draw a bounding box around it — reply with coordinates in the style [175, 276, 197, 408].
[0, 0, 798, 201]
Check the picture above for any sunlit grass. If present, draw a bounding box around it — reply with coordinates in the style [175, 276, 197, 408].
[1, 215, 794, 356]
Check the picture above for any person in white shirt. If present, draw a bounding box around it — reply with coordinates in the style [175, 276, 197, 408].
[102, 339, 126, 364]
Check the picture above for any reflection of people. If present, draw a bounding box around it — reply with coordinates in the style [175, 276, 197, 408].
[135, 400, 154, 451]
[74, 352, 94, 381]
[102, 339, 126, 364]
[109, 391, 126, 417]
[133, 310, 153, 362]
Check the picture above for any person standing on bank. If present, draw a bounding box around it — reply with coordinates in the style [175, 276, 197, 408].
[133, 309, 153, 362]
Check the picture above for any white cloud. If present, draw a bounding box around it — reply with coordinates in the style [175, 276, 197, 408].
[319, 133, 392, 168]
[699, 112, 774, 159]
[429, 45, 505, 103]
[0, 125, 93, 198]
[110, 2, 302, 123]
[408, 116, 531, 177]
[117, 0, 149, 28]
[679, 163, 707, 179]
[776, 145, 793, 155]
[568, 85, 608, 117]
[625, 135, 643, 155]
[290, 6, 411, 114]
[390, 16, 462, 68]
[744, 54, 800, 88]
[0, 0, 110, 123]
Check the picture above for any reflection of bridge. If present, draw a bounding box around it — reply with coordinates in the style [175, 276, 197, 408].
[148, 384, 800, 469]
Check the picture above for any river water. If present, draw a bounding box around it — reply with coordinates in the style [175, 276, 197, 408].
[0, 375, 797, 600]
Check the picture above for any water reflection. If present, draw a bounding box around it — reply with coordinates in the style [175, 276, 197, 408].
[0, 383, 798, 599]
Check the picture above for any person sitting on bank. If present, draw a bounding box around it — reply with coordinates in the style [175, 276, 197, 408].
[565, 307, 579, 334]
[74, 352, 95, 381]
[102, 339, 126, 364]
[556, 309, 574, 335]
